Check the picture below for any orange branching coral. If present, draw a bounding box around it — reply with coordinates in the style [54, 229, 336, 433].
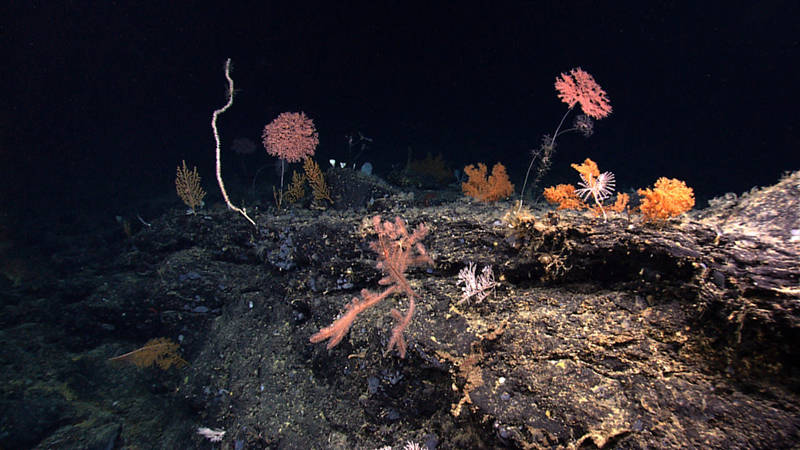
[543, 184, 586, 210]
[590, 192, 630, 217]
[570, 158, 600, 184]
[572, 160, 615, 200]
[462, 162, 515, 202]
[570, 158, 616, 220]
[544, 158, 625, 220]
[609, 192, 630, 213]
[638, 177, 695, 220]
[108, 337, 188, 370]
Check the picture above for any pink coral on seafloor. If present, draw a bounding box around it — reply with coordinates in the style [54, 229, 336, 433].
[309, 216, 432, 358]
[555, 67, 612, 119]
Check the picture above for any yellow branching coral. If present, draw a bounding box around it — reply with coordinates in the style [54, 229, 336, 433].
[637, 177, 695, 220]
[303, 157, 333, 205]
[175, 160, 206, 213]
[462, 162, 515, 202]
[284, 171, 306, 205]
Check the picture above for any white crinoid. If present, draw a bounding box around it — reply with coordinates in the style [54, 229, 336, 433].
[576, 171, 615, 203]
[576, 171, 616, 221]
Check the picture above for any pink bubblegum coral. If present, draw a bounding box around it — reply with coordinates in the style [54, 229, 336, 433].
[555, 67, 612, 119]
[261, 112, 319, 162]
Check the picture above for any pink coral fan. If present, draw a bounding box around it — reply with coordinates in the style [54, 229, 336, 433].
[261, 112, 319, 162]
[555, 68, 612, 119]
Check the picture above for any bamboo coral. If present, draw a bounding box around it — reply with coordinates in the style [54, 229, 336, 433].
[310, 216, 432, 358]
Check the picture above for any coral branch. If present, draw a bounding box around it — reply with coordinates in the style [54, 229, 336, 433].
[309, 287, 397, 349]
[310, 215, 432, 358]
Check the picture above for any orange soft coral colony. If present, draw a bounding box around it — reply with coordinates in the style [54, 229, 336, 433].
[570, 158, 600, 184]
[543, 158, 627, 220]
[637, 177, 695, 220]
[462, 162, 514, 202]
[609, 192, 630, 213]
[543, 184, 586, 210]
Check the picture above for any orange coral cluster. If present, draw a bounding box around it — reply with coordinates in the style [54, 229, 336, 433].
[462, 162, 514, 202]
[544, 187, 629, 216]
[609, 193, 630, 213]
[543, 158, 693, 221]
[544, 158, 628, 217]
[638, 177, 695, 220]
[543, 184, 586, 210]
[283, 170, 306, 205]
[570, 158, 600, 182]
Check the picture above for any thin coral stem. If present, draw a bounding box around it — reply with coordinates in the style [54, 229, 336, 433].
[518, 106, 574, 212]
[386, 297, 415, 358]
